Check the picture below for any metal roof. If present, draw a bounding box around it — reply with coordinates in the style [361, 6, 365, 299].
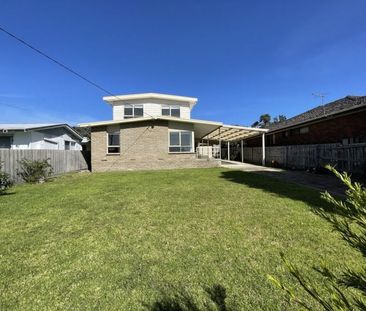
[0, 123, 84, 140]
[0, 124, 56, 130]
[203, 124, 268, 141]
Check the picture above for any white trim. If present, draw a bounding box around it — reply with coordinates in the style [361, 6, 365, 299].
[124, 103, 144, 119]
[103, 93, 197, 106]
[168, 129, 194, 153]
[106, 131, 120, 155]
[79, 116, 222, 128]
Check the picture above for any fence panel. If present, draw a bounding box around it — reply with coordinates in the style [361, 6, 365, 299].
[0, 150, 89, 183]
[242, 143, 366, 175]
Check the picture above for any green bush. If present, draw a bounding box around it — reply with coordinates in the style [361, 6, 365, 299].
[268, 165, 366, 310]
[0, 164, 13, 194]
[17, 159, 53, 183]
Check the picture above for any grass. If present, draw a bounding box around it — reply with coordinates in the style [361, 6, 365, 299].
[0, 168, 362, 310]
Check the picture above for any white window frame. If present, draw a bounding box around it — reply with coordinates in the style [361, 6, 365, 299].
[124, 104, 144, 119]
[107, 131, 120, 154]
[64, 140, 76, 150]
[162, 105, 180, 117]
[168, 130, 194, 153]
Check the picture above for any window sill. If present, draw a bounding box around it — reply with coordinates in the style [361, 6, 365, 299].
[168, 152, 195, 154]
[106, 153, 120, 156]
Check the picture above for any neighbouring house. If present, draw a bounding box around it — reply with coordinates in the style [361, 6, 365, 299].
[79, 93, 267, 171]
[246, 95, 366, 147]
[0, 124, 84, 150]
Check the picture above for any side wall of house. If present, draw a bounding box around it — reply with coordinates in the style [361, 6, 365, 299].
[91, 120, 217, 171]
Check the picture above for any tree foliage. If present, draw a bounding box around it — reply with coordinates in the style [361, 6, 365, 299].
[268, 165, 366, 310]
[251, 114, 286, 128]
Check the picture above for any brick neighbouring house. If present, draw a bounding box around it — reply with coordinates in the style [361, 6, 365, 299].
[79, 93, 267, 171]
[245, 95, 366, 147]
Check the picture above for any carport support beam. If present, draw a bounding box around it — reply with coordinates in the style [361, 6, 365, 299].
[228, 141, 230, 161]
[219, 128, 221, 160]
[241, 140, 244, 163]
[262, 133, 266, 166]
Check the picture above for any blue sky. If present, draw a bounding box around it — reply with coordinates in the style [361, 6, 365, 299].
[1, 0, 365, 126]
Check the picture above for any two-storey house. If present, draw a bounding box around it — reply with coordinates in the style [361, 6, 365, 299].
[80, 93, 267, 171]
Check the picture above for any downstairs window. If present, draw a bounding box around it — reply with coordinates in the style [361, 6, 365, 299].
[169, 130, 193, 152]
[107, 131, 120, 154]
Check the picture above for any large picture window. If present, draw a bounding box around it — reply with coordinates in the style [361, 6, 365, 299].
[107, 131, 120, 154]
[169, 131, 193, 152]
[162, 105, 180, 118]
[124, 104, 144, 119]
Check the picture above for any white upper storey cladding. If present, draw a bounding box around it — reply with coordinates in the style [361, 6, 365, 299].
[103, 93, 198, 121]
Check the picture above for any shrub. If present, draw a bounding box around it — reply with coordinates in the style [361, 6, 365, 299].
[17, 159, 53, 183]
[0, 162, 13, 194]
[268, 165, 366, 310]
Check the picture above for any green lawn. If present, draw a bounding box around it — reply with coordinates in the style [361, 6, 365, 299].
[0, 168, 362, 310]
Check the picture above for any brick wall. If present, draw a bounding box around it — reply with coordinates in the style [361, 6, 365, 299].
[91, 120, 218, 171]
[246, 109, 366, 147]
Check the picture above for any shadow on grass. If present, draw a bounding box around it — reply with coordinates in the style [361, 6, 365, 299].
[146, 284, 237, 311]
[0, 192, 16, 196]
[220, 170, 345, 216]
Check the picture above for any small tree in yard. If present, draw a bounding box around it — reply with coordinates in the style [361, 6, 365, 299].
[17, 159, 53, 183]
[268, 165, 366, 310]
[0, 161, 13, 194]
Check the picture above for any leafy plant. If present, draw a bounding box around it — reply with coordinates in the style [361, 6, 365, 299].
[268, 165, 366, 310]
[0, 161, 13, 194]
[17, 158, 53, 183]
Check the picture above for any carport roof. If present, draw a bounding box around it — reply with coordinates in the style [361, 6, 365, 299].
[202, 124, 268, 141]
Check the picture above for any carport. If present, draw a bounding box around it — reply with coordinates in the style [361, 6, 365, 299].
[201, 124, 268, 165]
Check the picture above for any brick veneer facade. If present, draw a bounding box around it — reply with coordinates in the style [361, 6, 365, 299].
[91, 119, 219, 171]
[246, 109, 366, 147]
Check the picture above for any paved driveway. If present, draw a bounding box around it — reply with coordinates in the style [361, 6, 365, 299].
[221, 161, 346, 197]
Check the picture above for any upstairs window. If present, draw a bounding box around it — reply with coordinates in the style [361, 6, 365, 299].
[124, 104, 144, 119]
[162, 105, 180, 118]
[107, 131, 120, 154]
[169, 130, 193, 152]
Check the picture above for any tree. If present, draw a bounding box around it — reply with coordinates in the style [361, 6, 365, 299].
[251, 114, 286, 128]
[268, 166, 366, 310]
[273, 115, 287, 124]
[251, 121, 260, 128]
[259, 114, 271, 125]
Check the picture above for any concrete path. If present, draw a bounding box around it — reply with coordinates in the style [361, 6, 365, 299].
[221, 161, 346, 197]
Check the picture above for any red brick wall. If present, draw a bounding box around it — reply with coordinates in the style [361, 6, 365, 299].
[246, 109, 366, 147]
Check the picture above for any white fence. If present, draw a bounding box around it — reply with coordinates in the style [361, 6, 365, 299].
[0, 150, 89, 183]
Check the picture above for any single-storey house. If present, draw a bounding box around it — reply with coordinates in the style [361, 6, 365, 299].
[0, 124, 83, 150]
[246, 95, 366, 147]
[80, 93, 267, 171]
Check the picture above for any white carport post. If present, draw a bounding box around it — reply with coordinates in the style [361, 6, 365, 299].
[227, 141, 230, 161]
[262, 133, 266, 166]
[218, 127, 221, 160]
[241, 140, 244, 163]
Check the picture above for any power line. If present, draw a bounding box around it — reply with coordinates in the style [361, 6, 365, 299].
[0, 25, 113, 96]
[0, 25, 157, 118]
